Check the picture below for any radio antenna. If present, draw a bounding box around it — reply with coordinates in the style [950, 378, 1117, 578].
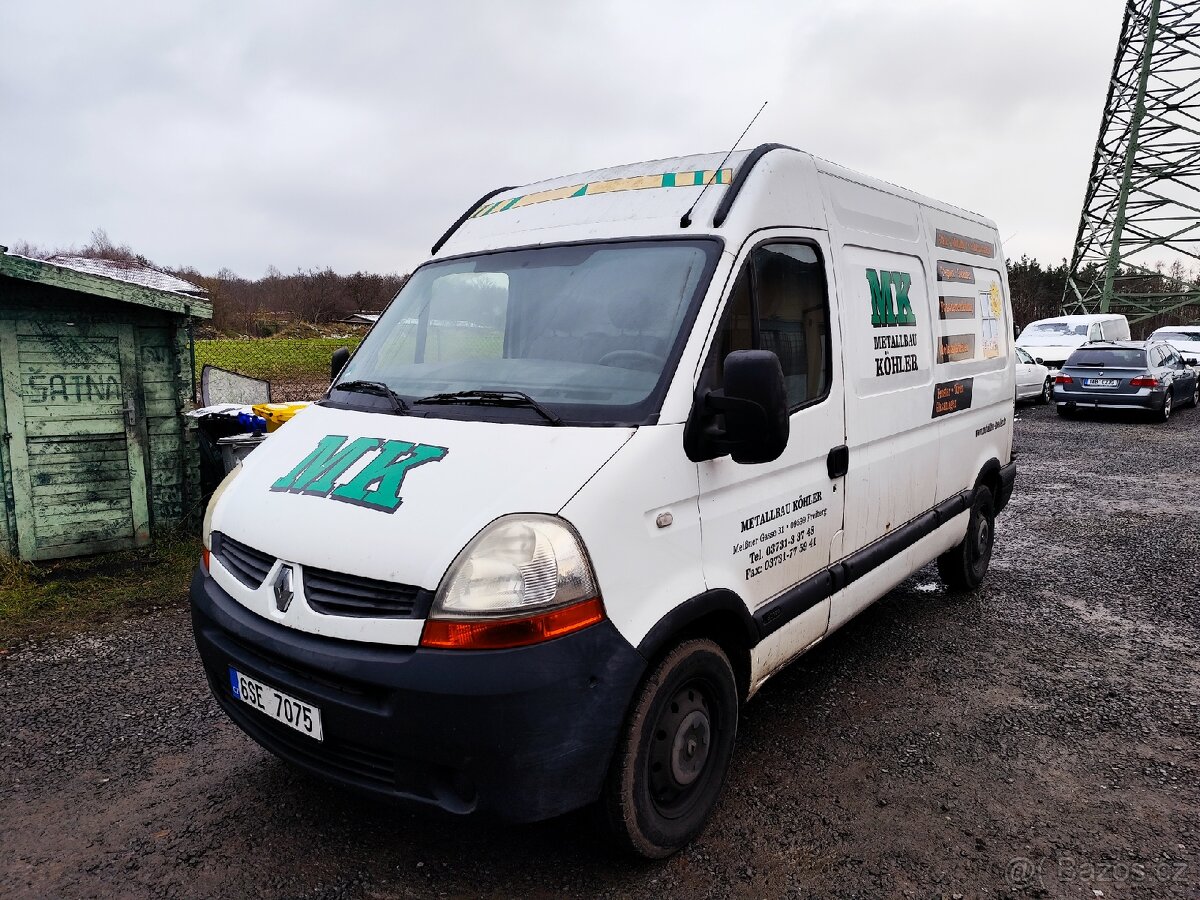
[680, 100, 767, 228]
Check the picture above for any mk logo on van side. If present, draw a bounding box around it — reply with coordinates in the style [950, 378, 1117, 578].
[866, 269, 916, 327]
[270, 434, 449, 513]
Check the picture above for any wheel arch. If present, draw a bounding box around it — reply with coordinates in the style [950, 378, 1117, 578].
[975, 457, 1002, 501]
[635, 589, 760, 701]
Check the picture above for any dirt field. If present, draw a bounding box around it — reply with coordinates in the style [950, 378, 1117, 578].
[1, 402, 1197, 899]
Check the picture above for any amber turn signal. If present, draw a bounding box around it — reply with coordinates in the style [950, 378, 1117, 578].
[419, 597, 605, 650]
[201, 547, 211, 573]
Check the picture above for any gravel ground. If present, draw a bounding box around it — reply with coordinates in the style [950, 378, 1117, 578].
[2, 402, 1198, 899]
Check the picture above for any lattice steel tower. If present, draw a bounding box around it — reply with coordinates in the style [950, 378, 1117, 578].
[1063, 0, 1200, 323]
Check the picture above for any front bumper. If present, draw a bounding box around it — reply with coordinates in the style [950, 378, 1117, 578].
[190, 568, 645, 822]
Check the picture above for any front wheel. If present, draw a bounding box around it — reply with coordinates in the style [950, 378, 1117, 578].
[937, 486, 995, 592]
[600, 639, 739, 858]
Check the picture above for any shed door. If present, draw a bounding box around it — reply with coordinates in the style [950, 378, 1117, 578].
[0, 320, 151, 561]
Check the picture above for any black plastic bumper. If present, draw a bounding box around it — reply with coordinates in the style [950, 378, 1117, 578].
[190, 568, 646, 822]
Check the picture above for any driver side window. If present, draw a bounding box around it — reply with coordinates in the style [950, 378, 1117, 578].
[706, 242, 833, 411]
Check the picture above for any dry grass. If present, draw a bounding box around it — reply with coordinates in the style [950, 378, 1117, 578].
[0, 531, 200, 649]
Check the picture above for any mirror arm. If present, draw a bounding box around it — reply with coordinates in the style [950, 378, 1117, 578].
[703, 390, 768, 429]
[697, 390, 769, 453]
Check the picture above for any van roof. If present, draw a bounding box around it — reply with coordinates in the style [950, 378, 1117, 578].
[435, 144, 996, 257]
[1028, 313, 1126, 325]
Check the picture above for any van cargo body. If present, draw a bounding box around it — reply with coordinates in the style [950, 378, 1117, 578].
[191, 144, 1017, 856]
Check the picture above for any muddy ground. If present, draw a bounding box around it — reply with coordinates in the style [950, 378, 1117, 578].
[2, 402, 1197, 899]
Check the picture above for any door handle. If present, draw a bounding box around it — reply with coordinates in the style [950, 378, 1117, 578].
[827, 444, 849, 479]
[123, 400, 138, 428]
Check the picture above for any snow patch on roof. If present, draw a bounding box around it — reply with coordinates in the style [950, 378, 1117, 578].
[46, 255, 207, 296]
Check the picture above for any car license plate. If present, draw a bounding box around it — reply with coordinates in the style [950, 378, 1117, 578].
[1085, 378, 1119, 387]
[229, 667, 323, 741]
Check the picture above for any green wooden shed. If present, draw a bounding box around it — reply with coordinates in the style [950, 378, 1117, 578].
[0, 248, 213, 561]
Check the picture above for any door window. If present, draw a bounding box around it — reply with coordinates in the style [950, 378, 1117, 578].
[1088, 324, 1103, 341]
[706, 242, 832, 411]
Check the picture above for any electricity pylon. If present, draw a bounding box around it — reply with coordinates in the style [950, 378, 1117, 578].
[1063, 0, 1200, 324]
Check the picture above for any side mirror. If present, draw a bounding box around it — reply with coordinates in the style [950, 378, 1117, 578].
[330, 347, 351, 382]
[1035, 357, 1045, 366]
[687, 350, 789, 464]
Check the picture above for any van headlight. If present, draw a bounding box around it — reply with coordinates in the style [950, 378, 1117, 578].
[201, 465, 243, 571]
[420, 514, 605, 650]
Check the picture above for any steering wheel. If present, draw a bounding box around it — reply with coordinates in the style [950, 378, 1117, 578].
[598, 349, 666, 372]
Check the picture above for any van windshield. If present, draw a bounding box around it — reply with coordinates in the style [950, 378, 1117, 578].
[335, 239, 719, 425]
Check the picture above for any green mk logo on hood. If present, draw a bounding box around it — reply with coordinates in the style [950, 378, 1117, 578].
[270, 435, 448, 513]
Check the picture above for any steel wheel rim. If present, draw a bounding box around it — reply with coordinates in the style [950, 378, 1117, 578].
[647, 679, 717, 818]
[973, 514, 991, 558]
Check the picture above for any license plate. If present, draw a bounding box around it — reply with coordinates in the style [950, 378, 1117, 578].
[1085, 378, 1119, 387]
[229, 667, 323, 741]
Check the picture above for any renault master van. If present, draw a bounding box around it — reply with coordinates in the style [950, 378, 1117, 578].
[191, 144, 1017, 858]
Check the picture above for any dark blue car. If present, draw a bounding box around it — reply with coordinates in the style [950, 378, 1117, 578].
[1054, 340, 1199, 421]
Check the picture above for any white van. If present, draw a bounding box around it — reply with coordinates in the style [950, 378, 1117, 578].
[1016, 313, 1130, 368]
[192, 145, 1017, 857]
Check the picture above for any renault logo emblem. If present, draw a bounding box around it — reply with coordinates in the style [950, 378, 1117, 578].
[273, 565, 294, 613]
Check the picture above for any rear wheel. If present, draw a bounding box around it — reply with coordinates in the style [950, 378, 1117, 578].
[1039, 377, 1052, 404]
[601, 639, 739, 858]
[1159, 390, 1173, 422]
[937, 486, 995, 592]
[1190, 381, 1199, 408]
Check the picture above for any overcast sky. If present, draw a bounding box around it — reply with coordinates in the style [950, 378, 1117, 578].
[0, 1, 1123, 278]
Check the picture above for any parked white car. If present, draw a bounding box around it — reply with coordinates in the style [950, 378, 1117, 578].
[1149, 326, 1200, 364]
[1015, 347, 1051, 403]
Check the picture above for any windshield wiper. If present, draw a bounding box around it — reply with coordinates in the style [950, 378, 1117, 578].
[332, 380, 409, 413]
[415, 389, 562, 425]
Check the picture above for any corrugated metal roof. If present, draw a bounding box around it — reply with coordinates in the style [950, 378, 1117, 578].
[46, 255, 208, 296]
[0, 250, 213, 319]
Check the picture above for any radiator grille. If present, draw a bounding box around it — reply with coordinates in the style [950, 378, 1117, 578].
[303, 566, 429, 619]
[213, 532, 274, 588]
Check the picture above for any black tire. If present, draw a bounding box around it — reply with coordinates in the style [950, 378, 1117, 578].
[937, 486, 995, 593]
[600, 639, 739, 858]
[1190, 381, 1199, 408]
[1159, 390, 1173, 422]
[1039, 377, 1052, 405]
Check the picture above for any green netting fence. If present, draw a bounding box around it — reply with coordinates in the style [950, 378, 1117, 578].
[194, 337, 363, 403]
